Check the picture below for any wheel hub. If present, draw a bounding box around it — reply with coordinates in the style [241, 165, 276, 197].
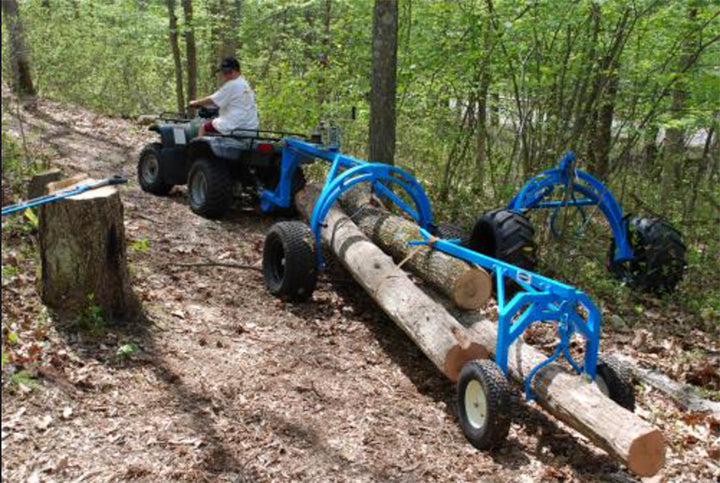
[190, 171, 207, 206]
[141, 154, 159, 184]
[465, 379, 488, 429]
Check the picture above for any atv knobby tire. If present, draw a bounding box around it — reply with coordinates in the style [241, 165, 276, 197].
[467, 209, 537, 297]
[138, 143, 173, 195]
[187, 158, 233, 219]
[457, 359, 512, 450]
[607, 215, 686, 294]
[263, 221, 317, 301]
[595, 354, 636, 411]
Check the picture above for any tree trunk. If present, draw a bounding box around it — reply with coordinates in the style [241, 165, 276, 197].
[440, 299, 666, 477]
[295, 185, 488, 381]
[368, 0, 399, 165]
[340, 189, 491, 310]
[1, 0, 37, 99]
[182, 0, 198, 110]
[166, 0, 185, 114]
[318, 0, 332, 106]
[39, 179, 139, 321]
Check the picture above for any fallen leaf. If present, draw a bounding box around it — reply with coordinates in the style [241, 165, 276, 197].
[62, 407, 73, 420]
[35, 414, 53, 430]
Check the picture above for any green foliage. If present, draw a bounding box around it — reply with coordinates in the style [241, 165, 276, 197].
[10, 369, 40, 389]
[116, 344, 140, 359]
[129, 237, 151, 254]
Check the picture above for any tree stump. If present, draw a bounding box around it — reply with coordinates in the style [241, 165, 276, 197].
[38, 178, 139, 321]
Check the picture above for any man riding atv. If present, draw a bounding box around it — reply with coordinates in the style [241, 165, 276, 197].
[188, 57, 258, 137]
[137, 58, 309, 219]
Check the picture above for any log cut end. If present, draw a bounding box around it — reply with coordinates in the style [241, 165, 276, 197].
[627, 428, 666, 477]
[452, 267, 492, 310]
[444, 342, 489, 382]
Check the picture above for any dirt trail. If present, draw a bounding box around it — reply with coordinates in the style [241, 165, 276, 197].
[1, 96, 716, 482]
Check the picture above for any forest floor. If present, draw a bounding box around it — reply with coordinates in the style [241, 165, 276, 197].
[1, 91, 719, 482]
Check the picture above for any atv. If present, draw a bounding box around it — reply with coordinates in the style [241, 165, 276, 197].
[137, 107, 312, 219]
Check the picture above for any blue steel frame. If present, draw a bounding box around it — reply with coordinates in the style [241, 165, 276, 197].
[507, 151, 633, 264]
[259, 141, 601, 399]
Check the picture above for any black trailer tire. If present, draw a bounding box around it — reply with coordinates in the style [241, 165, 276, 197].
[607, 215, 686, 294]
[457, 359, 512, 451]
[467, 209, 537, 297]
[187, 158, 233, 219]
[595, 354, 636, 412]
[263, 221, 317, 301]
[435, 222, 470, 246]
[138, 143, 173, 195]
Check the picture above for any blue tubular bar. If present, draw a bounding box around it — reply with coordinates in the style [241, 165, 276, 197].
[507, 151, 633, 263]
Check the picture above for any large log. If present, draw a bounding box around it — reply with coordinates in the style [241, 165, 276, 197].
[297, 184, 665, 477]
[437, 297, 666, 477]
[339, 188, 491, 310]
[294, 185, 487, 381]
[39, 177, 139, 321]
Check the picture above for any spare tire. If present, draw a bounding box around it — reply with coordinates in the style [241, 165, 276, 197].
[607, 215, 686, 294]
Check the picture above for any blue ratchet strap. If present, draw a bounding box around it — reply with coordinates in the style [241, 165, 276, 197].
[2, 175, 128, 216]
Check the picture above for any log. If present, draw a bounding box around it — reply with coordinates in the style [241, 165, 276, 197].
[39, 177, 139, 321]
[615, 354, 720, 416]
[339, 188, 491, 310]
[294, 184, 487, 381]
[439, 299, 666, 477]
[301, 184, 665, 476]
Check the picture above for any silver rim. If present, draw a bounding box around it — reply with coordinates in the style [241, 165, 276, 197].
[141, 153, 160, 184]
[464, 379, 488, 429]
[190, 170, 207, 207]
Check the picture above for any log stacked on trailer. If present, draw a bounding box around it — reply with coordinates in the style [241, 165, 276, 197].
[294, 183, 666, 477]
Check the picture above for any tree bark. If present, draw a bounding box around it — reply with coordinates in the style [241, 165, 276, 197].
[368, 0, 399, 165]
[182, 0, 198, 111]
[2, 0, 37, 99]
[340, 189, 491, 310]
[295, 185, 488, 381]
[166, 0, 185, 114]
[39, 179, 139, 321]
[441, 300, 666, 477]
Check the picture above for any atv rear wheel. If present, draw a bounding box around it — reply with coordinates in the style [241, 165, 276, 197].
[263, 221, 317, 301]
[138, 143, 173, 195]
[187, 158, 233, 219]
[467, 209, 537, 298]
[607, 215, 686, 294]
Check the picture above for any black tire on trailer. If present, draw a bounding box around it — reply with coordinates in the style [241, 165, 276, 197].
[467, 208, 537, 297]
[607, 215, 686, 294]
[137, 143, 173, 195]
[187, 158, 233, 219]
[263, 221, 318, 301]
[457, 359, 512, 451]
[595, 354, 636, 412]
[435, 222, 471, 246]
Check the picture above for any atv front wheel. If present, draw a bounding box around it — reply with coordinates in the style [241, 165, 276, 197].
[263, 221, 317, 301]
[187, 158, 233, 219]
[457, 359, 512, 450]
[138, 143, 173, 195]
[607, 215, 686, 294]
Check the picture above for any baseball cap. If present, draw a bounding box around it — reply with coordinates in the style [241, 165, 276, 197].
[215, 57, 240, 73]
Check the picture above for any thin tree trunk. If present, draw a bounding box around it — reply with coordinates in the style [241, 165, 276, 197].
[318, 0, 332, 106]
[2, 0, 37, 99]
[166, 0, 185, 114]
[368, 0, 399, 165]
[182, 0, 198, 111]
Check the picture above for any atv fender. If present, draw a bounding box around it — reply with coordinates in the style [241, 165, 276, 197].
[187, 136, 250, 162]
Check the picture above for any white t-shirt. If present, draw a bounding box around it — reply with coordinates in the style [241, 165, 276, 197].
[210, 76, 259, 135]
